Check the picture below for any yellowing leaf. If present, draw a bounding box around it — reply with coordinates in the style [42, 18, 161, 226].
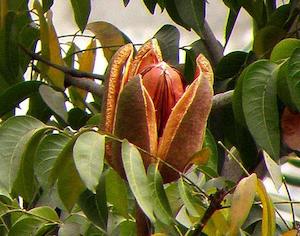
[46, 11, 65, 90]
[87, 21, 130, 62]
[282, 229, 298, 236]
[0, 0, 8, 29]
[69, 39, 97, 107]
[188, 147, 211, 166]
[229, 173, 257, 236]
[256, 179, 276, 236]
[33, 2, 65, 90]
[33, 0, 50, 65]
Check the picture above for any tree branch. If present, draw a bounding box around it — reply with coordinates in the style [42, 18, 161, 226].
[201, 20, 224, 66]
[19, 44, 105, 81]
[22, 45, 233, 110]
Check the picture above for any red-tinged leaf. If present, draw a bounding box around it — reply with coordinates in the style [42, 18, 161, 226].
[101, 44, 133, 134]
[128, 39, 163, 78]
[188, 147, 211, 166]
[87, 21, 131, 62]
[256, 180, 276, 236]
[158, 54, 213, 182]
[229, 173, 257, 235]
[281, 107, 300, 151]
[112, 76, 157, 176]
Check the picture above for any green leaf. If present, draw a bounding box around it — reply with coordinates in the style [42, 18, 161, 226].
[202, 129, 218, 173]
[27, 93, 52, 123]
[121, 140, 155, 222]
[147, 164, 174, 226]
[48, 138, 75, 187]
[73, 131, 105, 193]
[8, 217, 43, 236]
[242, 60, 280, 160]
[87, 21, 132, 62]
[263, 151, 282, 191]
[58, 222, 81, 236]
[29, 206, 59, 222]
[35, 133, 71, 189]
[57, 145, 85, 211]
[287, 48, 300, 111]
[39, 84, 68, 122]
[70, 0, 91, 32]
[42, 0, 54, 12]
[215, 51, 248, 80]
[78, 177, 108, 230]
[270, 38, 300, 62]
[154, 24, 179, 65]
[174, 0, 205, 36]
[178, 178, 203, 217]
[12, 127, 51, 203]
[0, 116, 45, 194]
[105, 169, 129, 218]
[253, 25, 286, 58]
[229, 173, 257, 235]
[0, 80, 43, 117]
[143, 0, 157, 14]
[232, 68, 248, 126]
[68, 108, 90, 130]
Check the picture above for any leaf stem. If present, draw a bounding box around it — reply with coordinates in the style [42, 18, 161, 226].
[218, 141, 250, 176]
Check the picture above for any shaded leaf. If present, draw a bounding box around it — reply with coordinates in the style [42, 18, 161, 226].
[256, 180, 276, 236]
[73, 131, 105, 193]
[0, 81, 43, 117]
[173, 0, 205, 36]
[242, 60, 279, 160]
[12, 127, 51, 202]
[78, 177, 108, 230]
[121, 140, 155, 222]
[147, 164, 174, 225]
[105, 169, 129, 218]
[42, 0, 54, 12]
[215, 51, 248, 80]
[57, 146, 85, 211]
[68, 108, 90, 130]
[154, 24, 179, 65]
[87, 21, 131, 62]
[48, 138, 76, 187]
[263, 151, 282, 191]
[287, 48, 300, 111]
[70, 0, 91, 32]
[229, 173, 257, 235]
[0, 116, 45, 194]
[35, 133, 71, 189]
[39, 84, 68, 122]
[253, 25, 286, 58]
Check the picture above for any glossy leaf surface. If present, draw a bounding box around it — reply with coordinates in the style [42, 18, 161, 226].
[242, 60, 279, 160]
